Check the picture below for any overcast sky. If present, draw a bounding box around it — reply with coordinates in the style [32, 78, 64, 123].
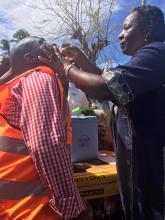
[0, 0, 164, 64]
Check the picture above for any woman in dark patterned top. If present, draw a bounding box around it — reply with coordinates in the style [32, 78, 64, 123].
[40, 5, 165, 220]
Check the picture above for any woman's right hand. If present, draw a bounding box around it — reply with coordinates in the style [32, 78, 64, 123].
[59, 44, 101, 75]
[59, 44, 84, 64]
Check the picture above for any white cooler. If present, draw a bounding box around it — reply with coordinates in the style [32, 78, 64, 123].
[71, 116, 98, 162]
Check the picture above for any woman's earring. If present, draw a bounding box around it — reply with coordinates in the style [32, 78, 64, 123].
[144, 37, 148, 42]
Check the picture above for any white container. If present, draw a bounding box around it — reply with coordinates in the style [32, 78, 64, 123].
[71, 116, 98, 162]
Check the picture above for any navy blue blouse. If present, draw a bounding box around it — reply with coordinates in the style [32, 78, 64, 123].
[102, 42, 165, 220]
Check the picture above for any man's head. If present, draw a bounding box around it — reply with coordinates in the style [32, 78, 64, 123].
[0, 54, 10, 77]
[10, 36, 49, 75]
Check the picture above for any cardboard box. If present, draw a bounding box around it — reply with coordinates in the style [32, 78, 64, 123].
[74, 163, 117, 187]
[78, 182, 118, 200]
[74, 151, 119, 199]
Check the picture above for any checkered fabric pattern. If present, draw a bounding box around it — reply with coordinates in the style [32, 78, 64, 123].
[6, 70, 85, 219]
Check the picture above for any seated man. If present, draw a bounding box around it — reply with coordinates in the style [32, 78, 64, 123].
[0, 37, 85, 220]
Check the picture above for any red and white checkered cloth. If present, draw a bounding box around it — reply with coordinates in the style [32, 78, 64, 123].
[6, 70, 85, 219]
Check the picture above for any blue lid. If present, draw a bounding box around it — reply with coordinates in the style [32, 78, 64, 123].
[71, 116, 97, 120]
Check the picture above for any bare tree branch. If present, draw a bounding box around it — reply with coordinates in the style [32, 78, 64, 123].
[25, 0, 118, 64]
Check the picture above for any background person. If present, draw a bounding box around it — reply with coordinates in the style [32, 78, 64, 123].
[0, 36, 85, 220]
[40, 5, 165, 220]
[0, 54, 10, 77]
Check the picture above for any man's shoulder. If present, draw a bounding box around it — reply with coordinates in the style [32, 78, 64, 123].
[20, 69, 58, 91]
[23, 69, 55, 82]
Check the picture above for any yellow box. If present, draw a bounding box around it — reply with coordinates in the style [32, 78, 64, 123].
[78, 182, 118, 200]
[73, 151, 119, 199]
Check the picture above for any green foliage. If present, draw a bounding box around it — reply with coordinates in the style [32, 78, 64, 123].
[13, 29, 30, 41]
[0, 39, 10, 52]
[0, 29, 30, 54]
[27, 0, 118, 64]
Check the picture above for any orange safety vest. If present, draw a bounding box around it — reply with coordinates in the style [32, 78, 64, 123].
[0, 66, 72, 220]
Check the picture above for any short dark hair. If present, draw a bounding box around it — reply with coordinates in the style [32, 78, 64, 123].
[131, 5, 165, 42]
[10, 36, 46, 68]
[9, 36, 47, 75]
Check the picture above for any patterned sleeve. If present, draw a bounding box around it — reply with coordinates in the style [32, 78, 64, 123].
[102, 44, 165, 106]
[101, 67, 134, 105]
[20, 71, 85, 219]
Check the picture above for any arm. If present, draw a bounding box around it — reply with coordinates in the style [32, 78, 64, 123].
[65, 43, 165, 106]
[38, 45, 110, 101]
[20, 71, 85, 219]
[64, 65, 110, 101]
[40, 44, 161, 105]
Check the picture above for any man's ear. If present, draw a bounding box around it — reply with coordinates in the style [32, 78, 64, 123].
[24, 53, 36, 64]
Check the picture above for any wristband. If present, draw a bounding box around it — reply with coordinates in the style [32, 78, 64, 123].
[64, 64, 76, 78]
